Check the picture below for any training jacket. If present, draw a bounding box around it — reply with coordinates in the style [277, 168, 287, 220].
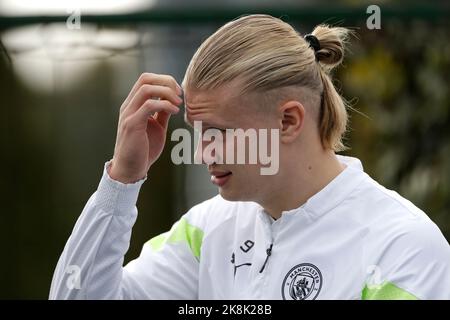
[49, 156, 450, 300]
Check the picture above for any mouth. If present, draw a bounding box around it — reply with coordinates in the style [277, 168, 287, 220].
[209, 170, 232, 187]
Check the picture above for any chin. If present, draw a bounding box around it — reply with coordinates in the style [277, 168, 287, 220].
[218, 188, 253, 202]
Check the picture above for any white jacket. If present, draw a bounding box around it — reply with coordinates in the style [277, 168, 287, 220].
[49, 156, 450, 300]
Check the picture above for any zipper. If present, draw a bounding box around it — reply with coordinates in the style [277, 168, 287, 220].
[259, 243, 273, 273]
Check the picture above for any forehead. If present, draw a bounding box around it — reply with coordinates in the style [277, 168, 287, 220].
[184, 87, 244, 127]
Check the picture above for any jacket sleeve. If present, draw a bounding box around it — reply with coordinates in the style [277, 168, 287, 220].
[49, 161, 201, 300]
[362, 218, 450, 300]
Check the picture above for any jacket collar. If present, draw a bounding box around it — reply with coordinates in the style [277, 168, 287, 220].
[257, 155, 366, 223]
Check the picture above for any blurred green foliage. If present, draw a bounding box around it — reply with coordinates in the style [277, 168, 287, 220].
[339, 21, 450, 239]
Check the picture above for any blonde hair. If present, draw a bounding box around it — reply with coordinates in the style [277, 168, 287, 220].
[183, 14, 352, 151]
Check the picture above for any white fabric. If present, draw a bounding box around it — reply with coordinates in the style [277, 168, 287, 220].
[49, 156, 450, 300]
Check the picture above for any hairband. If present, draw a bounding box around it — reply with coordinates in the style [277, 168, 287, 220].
[304, 34, 321, 53]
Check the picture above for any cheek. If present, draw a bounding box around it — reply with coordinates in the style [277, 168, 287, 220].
[222, 131, 260, 165]
[232, 165, 263, 183]
[218, 134, 236, 163]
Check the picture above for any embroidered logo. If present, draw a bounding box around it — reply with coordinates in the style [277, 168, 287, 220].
[282, 263, 323, 300]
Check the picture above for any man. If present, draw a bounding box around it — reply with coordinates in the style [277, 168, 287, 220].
[49, 15, 450, 300]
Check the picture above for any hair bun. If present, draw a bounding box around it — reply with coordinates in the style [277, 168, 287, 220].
[310, 25, 351, 71]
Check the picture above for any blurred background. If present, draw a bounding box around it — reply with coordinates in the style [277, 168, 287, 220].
[0, 0, 449, 299]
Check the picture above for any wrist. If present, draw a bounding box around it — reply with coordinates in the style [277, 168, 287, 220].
[107, 161, 145, 184]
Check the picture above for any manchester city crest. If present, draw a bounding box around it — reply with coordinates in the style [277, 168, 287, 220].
[282, 263, 323, 300]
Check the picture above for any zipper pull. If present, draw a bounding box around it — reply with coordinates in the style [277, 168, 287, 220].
[259, 243, 273, 273]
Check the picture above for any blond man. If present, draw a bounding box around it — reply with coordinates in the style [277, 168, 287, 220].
[50, 15, 450, 300]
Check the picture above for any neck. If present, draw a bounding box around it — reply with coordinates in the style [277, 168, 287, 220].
[260, 150, 346, 220]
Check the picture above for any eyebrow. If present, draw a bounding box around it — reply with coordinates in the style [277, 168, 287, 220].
[183, 115, 224, 130]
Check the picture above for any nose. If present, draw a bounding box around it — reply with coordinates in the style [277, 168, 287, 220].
[194, 138, 216, 165]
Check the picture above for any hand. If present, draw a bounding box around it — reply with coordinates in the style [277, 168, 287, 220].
[109, 73, 183, 183]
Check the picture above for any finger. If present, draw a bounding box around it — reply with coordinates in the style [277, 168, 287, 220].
[124, 84, 183, 118]
[155, 110, 171, 129]
[121, 73, 182, 112]
[129, 99, 179, 127]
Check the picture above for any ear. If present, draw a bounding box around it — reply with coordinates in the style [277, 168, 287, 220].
[278, 100, 305, 143]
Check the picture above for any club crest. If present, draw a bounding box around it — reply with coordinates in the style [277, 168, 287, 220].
[282, 263, 323, 300]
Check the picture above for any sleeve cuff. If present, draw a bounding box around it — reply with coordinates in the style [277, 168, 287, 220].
[94, 160, 147, 215]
